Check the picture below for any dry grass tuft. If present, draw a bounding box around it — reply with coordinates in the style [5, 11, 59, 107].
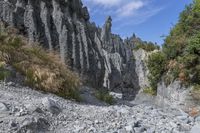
[0, 22, 81, 101]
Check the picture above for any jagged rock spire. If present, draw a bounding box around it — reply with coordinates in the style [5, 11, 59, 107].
[0, 0, 141, 97]
[101, 16, 112, 43]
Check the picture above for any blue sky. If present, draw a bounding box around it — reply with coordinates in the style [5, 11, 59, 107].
[82, 0, 193, 45]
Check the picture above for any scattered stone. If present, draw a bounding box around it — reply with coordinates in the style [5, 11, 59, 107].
[0, 83, 198, 132]
[0, 102, 8, 112]
[195, 116, 200, 122]
[177, 115, 188, 121]
[109, 92, 123, 99]
[42, 97, 61, 114]
[190, 124, 200, 133]
[18, 117, 50, 132]
[125, 125, 133, 132]
[134, 120, 142, 128]
[9, 121, 17, 128]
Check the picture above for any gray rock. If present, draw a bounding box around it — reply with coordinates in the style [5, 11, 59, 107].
[109, 92, 123, 99]
[195, 116, 200, 122]
[42, 97, 61, 114]
[125, 125, 134, 132]
[156, 80, 199, 110]
[133, 49, 150, 90]
[9, 121, 18, 129]
[18, 117, 50, 133]
[0, 83, 198, 132]
[0, 102, 8, 112]
[101, 16, 112, 43]
[179, 124, 191, 132]
[177, 115, 188, 121]
[190, 124, 200, 133]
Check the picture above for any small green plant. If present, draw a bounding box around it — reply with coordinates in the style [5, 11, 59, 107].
[134, 42, 159, 52]
[95, 90, 115, 105]
[0, 62, 10, 81]
[186, 33, 200, 55]
[0, 68, 10, 81]
[191, 84, 200, 100]
[143, 87, 157, 95]
[163, 74, 174, 86]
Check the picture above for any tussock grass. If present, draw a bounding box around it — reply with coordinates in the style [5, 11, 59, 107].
[95, 90, 115, 105]
[0, 22, 81, 101]
[191, 84, 200, 101]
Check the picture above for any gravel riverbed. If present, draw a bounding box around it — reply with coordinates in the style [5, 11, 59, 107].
[0, 83, 199, 133]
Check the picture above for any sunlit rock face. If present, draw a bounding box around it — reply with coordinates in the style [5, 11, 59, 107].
[0, 0, 141, 98]
[156, 80, 200, 111]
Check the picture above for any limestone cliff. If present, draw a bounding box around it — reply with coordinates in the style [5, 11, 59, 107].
[0, 0, 141, 96]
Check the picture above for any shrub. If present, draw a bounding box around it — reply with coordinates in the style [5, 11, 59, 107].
[186, 32, 200, 55]
[134, 42, 159, 52]
[143, 87, 156, 95]
[95, 90, 115, 105]
[191, 84, 200, 100]
[0, 23, 81, 101]
[191, 65, 200, 83]
[0, 62, 10, 81]
[163, 74, 174, 86]
[147, 51, 166, 91]
[177, 54, 198, 68]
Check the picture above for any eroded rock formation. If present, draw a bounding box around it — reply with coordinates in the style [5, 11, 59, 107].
[0, 0, 142, 98]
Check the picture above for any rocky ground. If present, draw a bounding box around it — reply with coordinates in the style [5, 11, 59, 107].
[0, 83, 200, 133]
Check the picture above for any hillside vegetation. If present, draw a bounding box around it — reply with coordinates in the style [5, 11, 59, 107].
[147, 0, 200, 97]
[132, 36, 160, 52]
[0, 23, 81, 101]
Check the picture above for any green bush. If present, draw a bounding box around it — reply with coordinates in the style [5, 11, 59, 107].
[0, 62, 10, 81]
[134, 42, 159, 52]
[147, 52, 166, 91]
[0, 68, 10, 81]
[186, 32, 200, 55]
[177, 54, 198, 68]
[191, 65, 200, 83]
[143, 87, 156, 95]
[163, 74, 174, 86]
[95, 90, 115, 105]
[191, 84, 200, 100]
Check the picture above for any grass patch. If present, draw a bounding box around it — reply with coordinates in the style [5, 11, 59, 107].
[143, 87, 157, 96]
[191, 84, 200, 101]
[134, 42, 159, 52]
[0, 22, 81, 101]
[0, 61, 11, 81]
[95, 90, 115, 105]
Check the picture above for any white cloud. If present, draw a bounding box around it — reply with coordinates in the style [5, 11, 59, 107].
[82, 0, 163, 26]
[116, 1, 144, 17]
[113, 7, 163, 31]
[84, 0, 122, 7]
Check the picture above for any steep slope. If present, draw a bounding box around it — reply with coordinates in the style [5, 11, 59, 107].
[0, 0, 141, 97]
